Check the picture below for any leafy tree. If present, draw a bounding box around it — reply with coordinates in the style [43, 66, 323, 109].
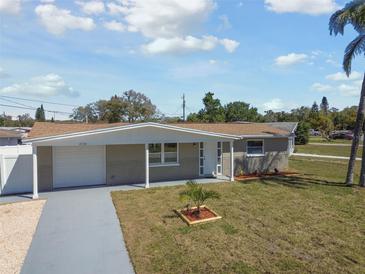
[197, 92, 225, 122]
[309, 101, 320, 129]
[320, 96, 329, 115]
[295, 122, 310, 145]
[70, 103, 98, 123]
[317, 115, 334, 140]
[35, 104, 46, 122]
[121, 90, 157, 122]
[102, 95, 126, 123]
[179, 180, 220, 217]
[330, 0, 365, 186]
[17, 113, 34, 127]
[225, 101, 262, 122]
[186, 113, 201, 122]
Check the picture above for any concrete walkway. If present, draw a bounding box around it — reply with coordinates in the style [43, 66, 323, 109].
[308, 142, 360, 147]
[293, 153, 361, 161]
[0, 178, 224, 274]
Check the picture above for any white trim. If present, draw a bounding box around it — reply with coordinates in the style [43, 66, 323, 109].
[149, 163, 180, 168]
[246, 139, 265, 156]
[145, 144, 149, 188]
[199, 142, 204, 176]
[216, 141, 222, 176]
[25, 122, 240, 144]
[0, 154, 6, 194]
[230, 141, 234, 182]
[32, 145, 38, 199]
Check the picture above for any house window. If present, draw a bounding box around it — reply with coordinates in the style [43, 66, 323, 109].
[149, 144, 162, 164]
[149, 143, 179, 166]
[247, 140, 264, 156]
[164, 143, 178, 163]
[217, 142, 222, 175]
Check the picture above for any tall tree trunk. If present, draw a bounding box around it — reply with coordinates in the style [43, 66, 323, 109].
[346, 73, 365, 186]
[360, 122, 365, 187]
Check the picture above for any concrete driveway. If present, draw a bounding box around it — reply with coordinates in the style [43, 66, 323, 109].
[0, 178, 224, 274]
[20, 186, 135, 274]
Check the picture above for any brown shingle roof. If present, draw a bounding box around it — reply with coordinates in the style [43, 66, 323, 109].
[27, 121, 289, 140]
[0, 129, 22, 138]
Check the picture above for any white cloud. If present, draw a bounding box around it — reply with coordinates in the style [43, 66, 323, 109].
[119, 0, 215, 38]
[103, 20, 125, 32]
[0, 74, 79, 97]
[40, 0, 55, 3]
[220, 39, 239, 53]
[311, 83, 332, 92]
[107, 0, 238, 54]
[338, 81, 362, 97]
[265, 0, 339, 15]
[275, 53, 308, 66]
[0, 0, 21, 14]
[263, 98, 285, 111]
[326, 71, 362, 81]
[142, 35, 238, 54]
[35, 4, 95, 35]
[76, 0, 105, 15]
[107, 2, 128, 15]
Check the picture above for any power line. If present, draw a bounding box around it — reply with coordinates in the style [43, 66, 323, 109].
[0, 103, 72, 115]
[0, 95, 78, 107]
[0, 97, 34, 108]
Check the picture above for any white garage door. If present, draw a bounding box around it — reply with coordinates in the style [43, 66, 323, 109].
[53, 146, 106, 188]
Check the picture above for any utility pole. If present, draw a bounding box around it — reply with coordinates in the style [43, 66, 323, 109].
[182, 93, 186, 121]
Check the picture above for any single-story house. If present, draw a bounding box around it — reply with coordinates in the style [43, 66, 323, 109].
[0, 129, 22, 146]
[24, 122, 296, 199]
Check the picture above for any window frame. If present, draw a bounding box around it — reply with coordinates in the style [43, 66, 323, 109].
[149, 142, 180, 167]
[246, 139, 265, 157]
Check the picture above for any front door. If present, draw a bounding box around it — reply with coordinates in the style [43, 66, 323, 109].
[203, 141, 217, 177]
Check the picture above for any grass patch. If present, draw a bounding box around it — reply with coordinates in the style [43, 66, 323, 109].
[296, 144, 362, 158]
[112, 158, 365, 274]
[309, 136, 352, 144]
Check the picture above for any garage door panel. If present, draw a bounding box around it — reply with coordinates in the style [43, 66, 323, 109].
[53, 146, 106, 188]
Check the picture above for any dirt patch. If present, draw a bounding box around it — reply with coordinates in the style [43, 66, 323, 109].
[0, 200, 46, 274]
[235, 172, 298, 181]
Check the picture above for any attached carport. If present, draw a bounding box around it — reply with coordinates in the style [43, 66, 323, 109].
[26, 123, 238, 199]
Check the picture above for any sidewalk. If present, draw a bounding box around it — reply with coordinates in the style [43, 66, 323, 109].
[293, 153, 361, 161]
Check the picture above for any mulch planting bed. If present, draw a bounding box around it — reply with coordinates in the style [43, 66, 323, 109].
[176, 205, 222, 225]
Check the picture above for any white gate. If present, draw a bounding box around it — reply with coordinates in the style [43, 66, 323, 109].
[0, 145, 32, 195]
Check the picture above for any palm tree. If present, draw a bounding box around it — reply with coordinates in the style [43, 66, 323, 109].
[329, 0, 365, 186]
[179, 180, 220, 216]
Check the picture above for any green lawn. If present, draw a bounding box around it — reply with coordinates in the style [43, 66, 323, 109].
[296, 144, 362, 158]
[112, 158, 365, 274]
[309, 136, 353, 144]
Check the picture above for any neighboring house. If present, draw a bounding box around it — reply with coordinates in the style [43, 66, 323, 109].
[15, 122, 293, 198]
[0, 129, 23, 146]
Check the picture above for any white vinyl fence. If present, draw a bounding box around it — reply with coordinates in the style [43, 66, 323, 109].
[0, 145, 33, 195]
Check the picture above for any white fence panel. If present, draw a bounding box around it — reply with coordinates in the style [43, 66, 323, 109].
[0, 145, 33, 195]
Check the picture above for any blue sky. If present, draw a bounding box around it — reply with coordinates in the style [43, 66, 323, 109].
[0, 0, 364, 120]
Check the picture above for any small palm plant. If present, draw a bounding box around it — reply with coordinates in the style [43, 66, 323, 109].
[179, 180, 220, 217]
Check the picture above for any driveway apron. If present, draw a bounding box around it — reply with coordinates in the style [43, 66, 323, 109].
[20, 187, 134, 274]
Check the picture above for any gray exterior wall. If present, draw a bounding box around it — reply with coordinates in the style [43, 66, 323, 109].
[150, 143, 199, 182]
[223, 138, 289, 176]
[106, 144, 145, 185]
[106, 143, 199, 184]
[37, 146, 53, 191]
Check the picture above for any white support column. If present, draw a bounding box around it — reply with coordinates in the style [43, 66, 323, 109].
[145, 144, 150, 188]
[32, 145, 39, 199]
[230, 141, 234, 182]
